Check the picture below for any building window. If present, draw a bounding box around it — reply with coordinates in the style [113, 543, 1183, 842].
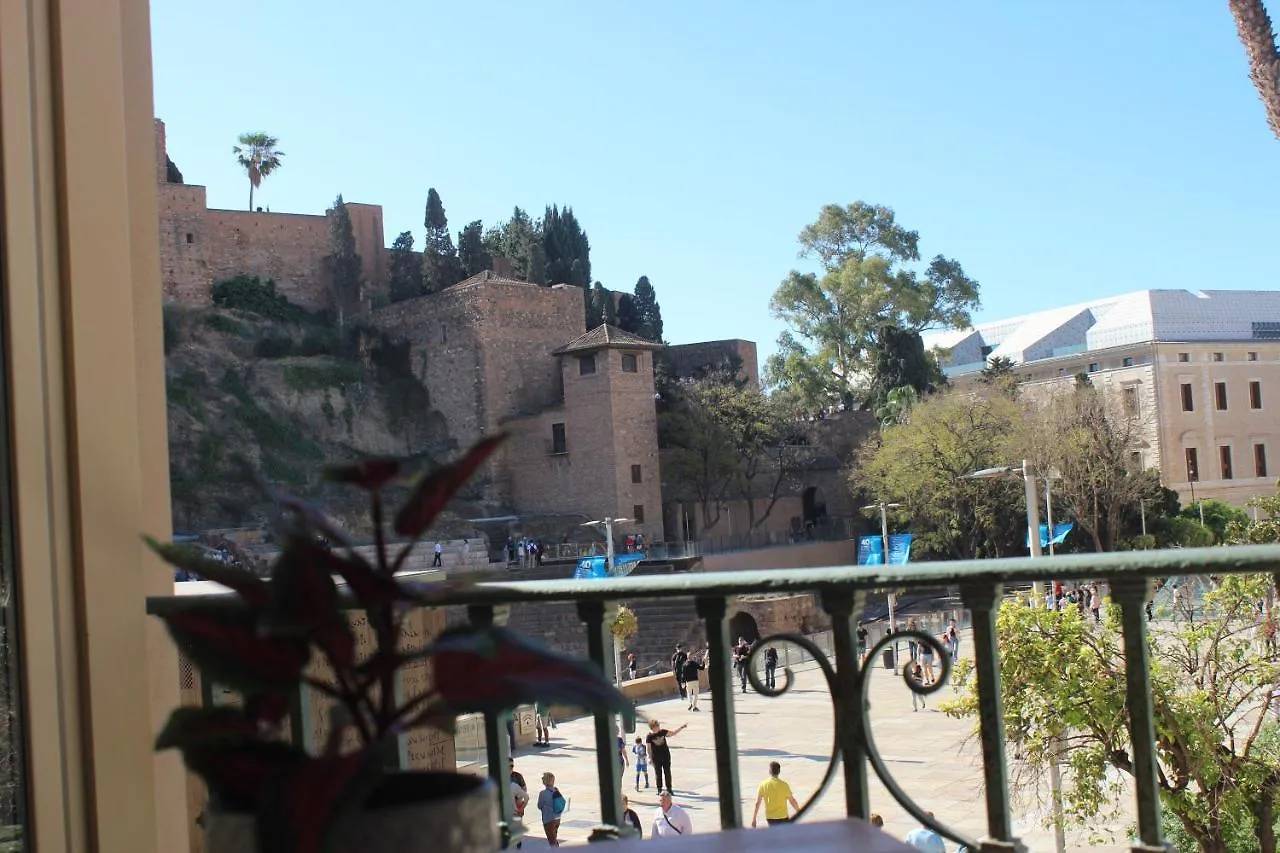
[1257, 444, 1269, 478]
[1249, 351, 1259, 362]
[1088, 362, 1099, 373]
[1130, 450, 1143, 469]
[631, 464, 642, 483]
[579, 354, 596, 375]
[440, 324, 447, 344]
[1215, 382, 1228, 411]
[1213, 352, 1224, 362]
[1251, 381, 1263, 410]
[1181, 383, 1194, 412]
[185, 232, 193, 244]
[632, 504, 645, 524]
[621, 353, 638, 373]
[1220, 445, 1234, 480]
[551, 422, 567, 455]
[1185, 447, 1200, 482]
[1122, 356, 1134, 367]
[1177, 352, 1190, 363]
[1123, 386, 1139, 415]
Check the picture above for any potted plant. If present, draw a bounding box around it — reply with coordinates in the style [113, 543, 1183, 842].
[147, 436, 631, 853]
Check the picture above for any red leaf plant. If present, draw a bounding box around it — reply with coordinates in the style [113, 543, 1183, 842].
[149, 436, 632, 853]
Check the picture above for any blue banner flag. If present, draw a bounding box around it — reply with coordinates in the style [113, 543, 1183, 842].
[573, 552, 646, 579]
[857, 534, 913, 566]
[1026, 522, 1074, 549]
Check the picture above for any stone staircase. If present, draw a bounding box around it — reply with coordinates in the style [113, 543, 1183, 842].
[441, 561, 705, 677]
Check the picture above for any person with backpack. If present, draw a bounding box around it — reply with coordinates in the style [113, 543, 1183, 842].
[763, 645, 779, 690]
[510, 778, 529, 848]
[683, 650, 705, 711]
[537, 772, 567, 847]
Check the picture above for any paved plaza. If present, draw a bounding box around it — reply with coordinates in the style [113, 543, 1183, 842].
[503, 631, 1136, 851]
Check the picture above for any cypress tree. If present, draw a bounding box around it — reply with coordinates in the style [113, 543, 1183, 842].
[457, 220, 492, 277]
[543, 205, 591, 287]
[421, 188, 462, 294]
[388, 231, 418, 303]
[632, 275, 664, 342]
[329, 194, 364, 315]
[616, 293, 640, 334]
[486, 207, 546, 283]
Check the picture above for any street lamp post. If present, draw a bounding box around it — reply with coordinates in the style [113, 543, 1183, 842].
[963, 459, 1044, 600]
[582, 517, 633, 685]
[862, 501, 902, 664]
[962, 461, 1065, 853]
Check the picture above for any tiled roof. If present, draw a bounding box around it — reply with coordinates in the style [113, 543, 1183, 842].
[554, 324, 664, 355]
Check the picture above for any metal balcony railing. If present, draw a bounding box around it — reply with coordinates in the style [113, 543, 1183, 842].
[146, 543, 1280, 851]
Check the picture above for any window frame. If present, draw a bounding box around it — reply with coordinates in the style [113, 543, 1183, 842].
[1215, 381, 1228, 411]
[632, 504, 645, 524]
[551, 422, 567, 455]
[1181, 382, 1195, 412]
[578, 354, 597, 376]
[1220, 445, 1234, 480]
[1185, 447, 1200, 482]
[621, 353, 639, 373]
[630, 464, 642, 484]
[1256, 443, 1269, 478]
[1250, 380, 1263, 411]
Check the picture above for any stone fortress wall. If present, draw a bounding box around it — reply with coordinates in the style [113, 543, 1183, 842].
[155, 119, 386, 311]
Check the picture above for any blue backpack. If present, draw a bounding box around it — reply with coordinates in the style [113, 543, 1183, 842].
[552, 789, 567, 815]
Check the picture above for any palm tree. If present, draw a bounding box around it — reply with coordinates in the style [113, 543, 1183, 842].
[232, 132, 284, 211]
[1228, 0, 1280, 140]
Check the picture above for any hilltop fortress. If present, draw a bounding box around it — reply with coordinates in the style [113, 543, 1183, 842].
[155, 119, 865, 544]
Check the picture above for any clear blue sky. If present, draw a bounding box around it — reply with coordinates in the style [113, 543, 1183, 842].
[151, 1, 1280, 362]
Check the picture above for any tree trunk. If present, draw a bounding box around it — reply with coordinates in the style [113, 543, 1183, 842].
[1228, 0, 1280, 141]
[1254, 787, 1277, 853]
[248, 180, 254, 212]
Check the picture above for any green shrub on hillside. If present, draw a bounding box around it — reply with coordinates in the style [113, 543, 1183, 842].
[283, 362, 364, 393]
[204, 314, 253, 338]
[211, 275, 309, 322]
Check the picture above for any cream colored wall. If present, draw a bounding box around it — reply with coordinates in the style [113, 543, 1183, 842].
[1, 3, 181, 853]
[1152, 342, 1280, 505]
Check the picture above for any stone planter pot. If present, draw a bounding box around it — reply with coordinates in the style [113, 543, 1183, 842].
[204, 771, 499, 853]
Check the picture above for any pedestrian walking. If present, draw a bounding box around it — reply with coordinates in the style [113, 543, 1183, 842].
[750, 761, 800, 827]
[646, 719, 687, 794]
[671, 644, 689, 700]
[857, 623, 868, 659]
[627, 652, 638, 681]
[909, 663, 927, 712]
[632, 736, 650, 790]
[907, 619, 919, 661]
[1089, 584, 1102, 624]
[535, 702, 554, 747]
[733, 637, 751, 693]
[536, 772, 567, 847]
[763, 645, 779, 690]
[946, 620, 960, 663]
[651, 791, 693, 839]
[920, 639, 936, 684]
[432, 540, 443, 567]
[683, 650, 705, 711]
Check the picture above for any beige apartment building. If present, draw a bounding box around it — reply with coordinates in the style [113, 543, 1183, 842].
[929, 289, 1280, 507]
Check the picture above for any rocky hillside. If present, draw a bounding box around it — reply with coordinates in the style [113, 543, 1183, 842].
[162, 286, 478, 534]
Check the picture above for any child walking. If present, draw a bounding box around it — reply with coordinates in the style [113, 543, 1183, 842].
[632, 736, 650, 790]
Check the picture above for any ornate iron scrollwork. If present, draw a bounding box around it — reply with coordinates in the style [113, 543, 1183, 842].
[856, 629, 980, 852]
[743, 633, 842, 822]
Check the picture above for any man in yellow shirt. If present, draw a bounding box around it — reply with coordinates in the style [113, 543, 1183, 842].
[750, 761, 800, 827]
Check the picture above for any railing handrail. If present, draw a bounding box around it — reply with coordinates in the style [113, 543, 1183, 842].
[145, 544, 1280, 614]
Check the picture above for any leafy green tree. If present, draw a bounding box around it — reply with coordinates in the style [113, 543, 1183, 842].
[660, 374, 802, 531]
[979, 355, 1019, 395]
[873, 385, 918, 428]
[1228, 485, 1280, 545]
[542, 205, 591, 287]
[631, 276, 664, 342]
[1021, 384, 1149, 552]
[484, 207, 547, 283]
[586, 282, 617, 329]
[457, 220, 492, 278]
[1181, 499, 1250, 545]
[855, 388, 1026, 558]
[421, 188, 462, 294]
[766, 202, 979, 409]
[387, 231, 419, 303]
[867, 325, 943, 409]
[328, 195, 363, 316]
[943, 575, 1280, 853]
[232, 132, 284, 211]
